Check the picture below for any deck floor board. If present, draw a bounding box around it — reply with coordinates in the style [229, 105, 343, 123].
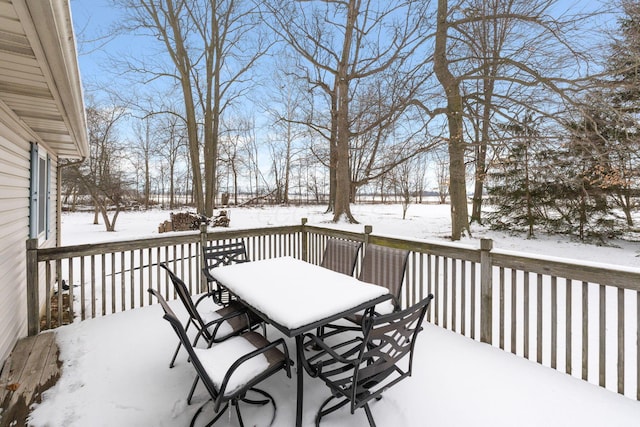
[0, 333, 60, 427]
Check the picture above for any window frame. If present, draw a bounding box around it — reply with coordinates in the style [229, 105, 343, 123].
[29, 142, 51, 240]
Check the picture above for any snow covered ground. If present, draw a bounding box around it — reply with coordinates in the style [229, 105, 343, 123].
[62, 203, 640, 268]
[26, 203, 640, 426]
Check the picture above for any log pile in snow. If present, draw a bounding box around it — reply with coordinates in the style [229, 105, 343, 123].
[158, 210, 230, 233]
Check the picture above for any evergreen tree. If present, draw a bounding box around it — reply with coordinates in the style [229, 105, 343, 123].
[536, 136, 617, 241]
[487, 114, 542, 238]
[605, 0, 640, 225]
[487, 2, 640, 239]
[488, 111, 619, 241]
[610, 0, 640, 106]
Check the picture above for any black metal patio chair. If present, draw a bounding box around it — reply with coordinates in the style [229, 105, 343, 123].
[200, 241, 267, 338]
[302, 294, 434, 427]
[320, 238, 362, 276]
[202, 241, 250, 307]
[159, 263, 261, 369]
[320, 244, 409, 337]
[311, 238, 363, 341]
[149, 289, 292, 427]
[357, 244, 409, 311]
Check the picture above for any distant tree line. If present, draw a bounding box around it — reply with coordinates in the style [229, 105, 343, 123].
[64, 0, 639, 240]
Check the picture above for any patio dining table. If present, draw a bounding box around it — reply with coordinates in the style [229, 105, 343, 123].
[209, 256, 391, 427]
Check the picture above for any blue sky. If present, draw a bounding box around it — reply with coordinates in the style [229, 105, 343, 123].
[70, 0, 618, 95]
[71, 0, 166, 99]
[69, 0, 620, 193]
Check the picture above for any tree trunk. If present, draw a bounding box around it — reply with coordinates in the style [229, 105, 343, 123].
[327, 91, 338, 214]
[434, 0, 470, 240]
[448, 126, 470, 239]
[524, 146, 534, 238]
[471, 81, 492, 224]
[169, 160, 175, 209]
[332, 0, 357, 223]
[163, 0, 204, 213]
[144, 121, 150, 210]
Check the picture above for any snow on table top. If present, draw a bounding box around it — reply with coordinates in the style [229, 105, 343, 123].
[210, 256, 389, 331]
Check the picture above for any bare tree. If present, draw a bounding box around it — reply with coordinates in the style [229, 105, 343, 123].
[349, 82, 439, 202]
[130, 117, 158, 209]
[117, 0, 269, 216]
[157, 114, 187, 208]
[433, 0, 472, 239]
[261, 66, 308, 205]
[218, 131, 242, 206]
[433, 148, 450, 204]
[66, 102, 130, 231]
[264, 0, 434, 223]
[390, 155, 424, 219]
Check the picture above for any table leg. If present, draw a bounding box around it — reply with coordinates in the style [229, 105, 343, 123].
[295, 335, 304, 427]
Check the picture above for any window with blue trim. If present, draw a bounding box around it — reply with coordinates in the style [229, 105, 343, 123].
[29, 142, 51, 239]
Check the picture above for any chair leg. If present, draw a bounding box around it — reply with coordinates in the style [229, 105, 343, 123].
[190, 399, 229, 427]
[315, 395, 350, 427]
[241, 388, 277, 425]
[169, 341, 182, 368]
[170, 318, 193, 368]
[195, 400, 229, 427]
[237, 388, 276, 427]
[187, 375, 199, 404]
[235, 402, 245, 427]
[363, 403, 377, 427]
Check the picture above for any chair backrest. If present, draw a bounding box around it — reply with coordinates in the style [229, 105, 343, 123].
[354, 294, 433, 403]
[159, 263, 210, 339]
[358, 244, 409, 306]
[320, 238, 362, 276]
[149, 287, 291, 418]
[148, 288, 221, 401]
[202, 242, 249, 305]
[202, 241, 249, 269]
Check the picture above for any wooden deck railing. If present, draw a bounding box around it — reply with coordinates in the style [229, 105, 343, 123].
[27, 219, 640, 401]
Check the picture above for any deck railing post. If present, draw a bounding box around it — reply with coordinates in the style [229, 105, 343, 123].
[363, 225, 372, 247]
[26, 238, 40, 336]
[301, 218, 308, 262]
[480, 238, 493, 344]
[199, 223, 208, 293]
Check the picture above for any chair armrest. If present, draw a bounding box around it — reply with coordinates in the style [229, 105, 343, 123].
[194, 291, 219, 308]
[302, 333, 360, 376]
[204, 308, 250, 336]
[191, 308, 250, 346]
[202, 266, 216, 283]
[218, 338, 292, 396]
[363, 293, 399, 327]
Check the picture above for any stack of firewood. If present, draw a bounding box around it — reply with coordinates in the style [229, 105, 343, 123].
[212, 210, 230, 227]
[170, 212, 201, 231]
[158, 220, 173, 233]
[158, 211, 229, 233]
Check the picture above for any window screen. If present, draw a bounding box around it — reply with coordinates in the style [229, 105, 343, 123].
[38, 157, 47, 234]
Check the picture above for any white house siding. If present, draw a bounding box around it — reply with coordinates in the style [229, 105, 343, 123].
[0, 117, 57, 363]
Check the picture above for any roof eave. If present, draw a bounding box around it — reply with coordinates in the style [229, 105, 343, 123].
[13, 0, 88, 159]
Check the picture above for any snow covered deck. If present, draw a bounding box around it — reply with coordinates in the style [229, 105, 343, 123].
[25, 298, 640, 427]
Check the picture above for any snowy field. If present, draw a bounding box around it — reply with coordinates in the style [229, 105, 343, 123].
[26, 203, 640, 426]
[62, 203, 640, 268]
